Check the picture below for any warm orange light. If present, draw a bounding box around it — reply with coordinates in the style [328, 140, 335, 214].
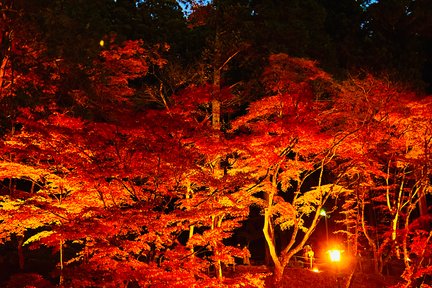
[328, 249, 341, 262]
[312, 267, 320, 273]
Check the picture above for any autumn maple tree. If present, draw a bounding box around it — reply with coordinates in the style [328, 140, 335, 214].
[0, 104, 255, 287]
[331, 75, 432, 285]
[0, 39, 259, 287]
[223, 54, 351, 284]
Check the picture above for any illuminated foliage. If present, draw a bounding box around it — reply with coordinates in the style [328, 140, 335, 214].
[0, 48, 254, 285]
[1, 5, 431, 284]
[332, 76, 432, 284]
[227, 54, 352, 284]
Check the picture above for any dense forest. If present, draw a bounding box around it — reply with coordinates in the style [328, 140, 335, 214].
[0, 0, 431, 287]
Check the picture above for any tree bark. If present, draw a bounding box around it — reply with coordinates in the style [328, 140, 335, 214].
[212, 99, 221, 131]
[0, 1, 13, 95]
[418, 187, 428, 216]
[360, 192, 382, 274]
[17, 236, 25, 270]
[59, 239, 64, 286]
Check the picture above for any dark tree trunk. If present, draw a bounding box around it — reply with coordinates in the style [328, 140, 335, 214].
[17, 236, 25, 270]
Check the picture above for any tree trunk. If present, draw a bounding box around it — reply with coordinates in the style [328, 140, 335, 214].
[186, 181, 195, 254]
[17, 236, 25, 270]
[0, 2, 13, 94]
[272, 264, 285, 285]
[418, 187, 428, 216]
[211, 10, 222, 131]
[360, 191, 382, 274]
[263, 201, 286, 285]
[373, 250, 381, 274]
[392, 212, 401, 259]
[264, 191, 275, 266]
[0, 53, 9, 91]
[211, 215, 224, 280]
[212, 99, 221, 131]
[59, 239, 64, 286]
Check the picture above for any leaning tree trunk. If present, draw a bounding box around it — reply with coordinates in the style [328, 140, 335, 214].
[263, 206, 284, 284]
[262, 169, 285, 284]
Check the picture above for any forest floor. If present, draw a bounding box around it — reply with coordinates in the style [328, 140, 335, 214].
[228, 264, 403, 288]
[1, 255, 405, 287]
[0, 265, 404, 288]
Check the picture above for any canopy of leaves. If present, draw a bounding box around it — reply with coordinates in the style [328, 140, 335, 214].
[1, 1, 431, 287]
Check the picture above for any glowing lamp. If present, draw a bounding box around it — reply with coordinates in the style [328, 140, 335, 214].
[328, 249, 341, 262]
[320, 209, 327, 216]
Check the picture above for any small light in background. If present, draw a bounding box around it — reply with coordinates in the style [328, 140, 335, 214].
[99, 40, 104, 47]
[312, 267, 320, 273]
